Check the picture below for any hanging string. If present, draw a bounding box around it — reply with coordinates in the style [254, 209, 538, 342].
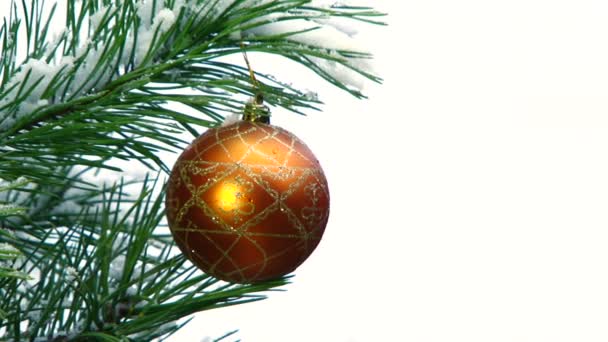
[241, 42, 260, 90]
[240, 42, 270, 123]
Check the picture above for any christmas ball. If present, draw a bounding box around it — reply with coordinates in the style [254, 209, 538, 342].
[165, 120, 330, 283]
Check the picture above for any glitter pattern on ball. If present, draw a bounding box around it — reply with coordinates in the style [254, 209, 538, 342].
[165, 120, 329, 283]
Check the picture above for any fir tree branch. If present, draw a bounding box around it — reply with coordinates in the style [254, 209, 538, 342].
[0, 0, 384, 182]
[0, 176, 289, 340]
[0, 1, 385, 340]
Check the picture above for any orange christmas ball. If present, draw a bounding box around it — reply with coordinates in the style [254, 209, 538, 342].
[165, 120, 330, 283]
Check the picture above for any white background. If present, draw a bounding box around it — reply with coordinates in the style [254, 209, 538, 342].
[173, 1, 608, 341]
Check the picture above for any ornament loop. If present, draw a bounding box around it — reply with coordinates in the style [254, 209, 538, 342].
[241, 42, 270, 124]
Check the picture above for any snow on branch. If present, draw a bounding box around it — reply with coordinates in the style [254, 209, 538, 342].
[239, 3, 378, 91]
[0, 0, 381, 132]
[0, 0, 183, 132]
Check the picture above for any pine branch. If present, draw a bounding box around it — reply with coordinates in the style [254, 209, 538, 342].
[0, 176, 290, 340]
[0, 0, 385, 340]
[0, 177, 32, 320]
[0, 0, 384, 182]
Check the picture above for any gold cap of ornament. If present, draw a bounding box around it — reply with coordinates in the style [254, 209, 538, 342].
[243, 93, 270, 124]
